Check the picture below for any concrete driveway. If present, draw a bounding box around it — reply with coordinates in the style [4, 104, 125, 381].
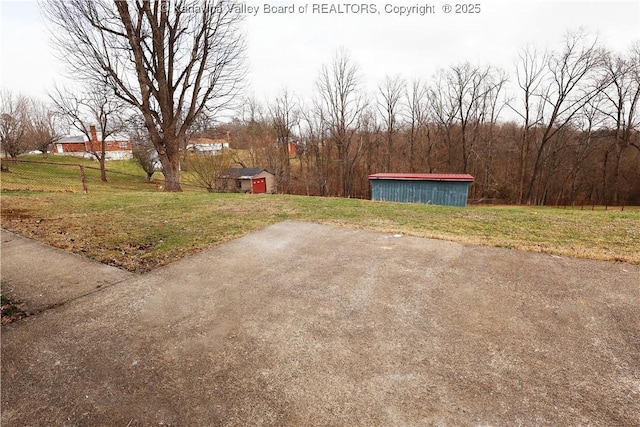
[2, 222, 639, 426]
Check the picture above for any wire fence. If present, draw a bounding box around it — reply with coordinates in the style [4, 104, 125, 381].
[0, 159, 183, 193]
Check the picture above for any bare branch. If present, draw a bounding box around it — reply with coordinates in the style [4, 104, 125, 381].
[41, 0, 246, 191]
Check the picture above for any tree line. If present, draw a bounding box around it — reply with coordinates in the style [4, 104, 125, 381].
[0, 90, 59, 161]
[2, 0, 638, 205]
[218, 33, 640, 206]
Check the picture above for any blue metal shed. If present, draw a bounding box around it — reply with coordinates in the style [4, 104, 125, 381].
[369, 173, 474, 207]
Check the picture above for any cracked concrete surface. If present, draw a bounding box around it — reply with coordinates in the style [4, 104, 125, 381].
[1, 222, 639, 426]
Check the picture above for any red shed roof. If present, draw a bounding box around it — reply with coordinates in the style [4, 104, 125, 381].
[368, 173, 474, 182]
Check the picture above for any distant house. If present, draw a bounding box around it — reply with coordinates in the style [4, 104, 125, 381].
[186, 137, 229, 155]
[223, 168, 276, 194]
[369, 173, 475, 207]
[53, 125, 132, 160]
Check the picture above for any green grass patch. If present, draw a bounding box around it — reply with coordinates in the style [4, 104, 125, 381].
[1, 156, 163, 194]
[1, 189, 638, 273]
[1, 155, 217, 194]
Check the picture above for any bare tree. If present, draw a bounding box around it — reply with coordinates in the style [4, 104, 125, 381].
[525, 30, 609, 204]
[26, 98, 61, 157]
[446, 63, 500, 174]
[429, 63, 504, 179]
[316, 49, 367, 197]
[403, 78, 432, 172]
[557, 96, 607, 205]
[232, 96, 270, 169]
[128, 115, 160, 182]
[631, 43, 640, 156]
[42, 0, 246, 191]
[0, 90, 29, 161]
[132, 141, 160, 183]
[241, 96, 264, 130]
[268, 89, 299, 193]
[377, 74, 404, 172]
[598, 46, 640, 204]
[510, 45, 548, 203]
[184, 150, 232, 192]
[299, 98, 330, 196]
[473, 67, 509, 199]
[429, 69, 458, 171]
[357, 104, 379, 173]
[51, 85, 126, 181]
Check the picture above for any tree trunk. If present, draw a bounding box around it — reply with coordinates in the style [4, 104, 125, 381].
[526, 137, 548, 205]
[408, 129, 415, 173]
[612, 142, 623, 205]
[385, 131, 392, 173]
[161, 154, 182, 192]
[601, 151, 609, 206]
[150, 130, 184, 192]
[99, 156, 107, 182]
[281, 141, 291, 194]
[336, 142, 347, 197]
[517, 127, 530, 205]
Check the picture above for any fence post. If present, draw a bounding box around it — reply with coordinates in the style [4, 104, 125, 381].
[79, 165, 88, 193]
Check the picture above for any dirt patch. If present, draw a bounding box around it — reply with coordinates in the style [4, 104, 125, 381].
[1, 295, 26, 324]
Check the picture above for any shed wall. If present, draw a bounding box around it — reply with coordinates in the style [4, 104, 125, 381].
[255, 171, 277, 194]
[371, 179, 471, 207]
[237, 179, 252, 193]
[233, 171, 276, 194]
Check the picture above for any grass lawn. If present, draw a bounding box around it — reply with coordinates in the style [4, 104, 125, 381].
[0, 155, 161, 193]
[1, 188, 638, 272]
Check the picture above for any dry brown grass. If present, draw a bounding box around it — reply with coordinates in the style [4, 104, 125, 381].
[1, 190, 638, 273]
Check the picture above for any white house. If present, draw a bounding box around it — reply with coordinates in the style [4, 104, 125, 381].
[186, 138, 229, 155]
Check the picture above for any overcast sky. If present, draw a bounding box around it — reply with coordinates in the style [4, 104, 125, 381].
[1, 0, 639, 115]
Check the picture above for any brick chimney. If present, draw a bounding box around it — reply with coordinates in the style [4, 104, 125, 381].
[89, 125, 99, 151]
